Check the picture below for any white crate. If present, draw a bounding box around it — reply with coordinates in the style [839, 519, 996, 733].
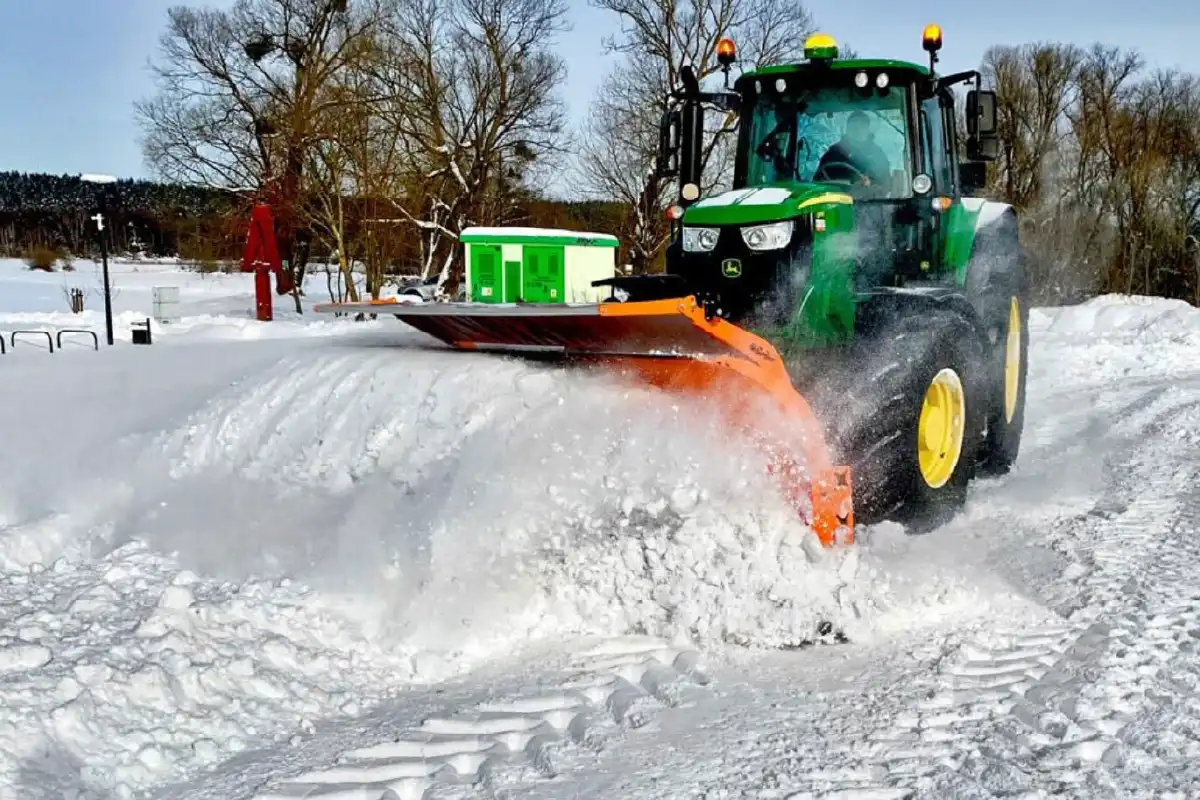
[152, 286, 180, 323]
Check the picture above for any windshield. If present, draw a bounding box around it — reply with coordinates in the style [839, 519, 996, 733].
[743, 83, 914, 198]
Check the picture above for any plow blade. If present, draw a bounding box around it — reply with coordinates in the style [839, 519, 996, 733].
[313, 296, 854, 545]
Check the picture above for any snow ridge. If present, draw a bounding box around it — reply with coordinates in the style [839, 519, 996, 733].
[250, 638, 709, 799]
[137, 346, 893, 655]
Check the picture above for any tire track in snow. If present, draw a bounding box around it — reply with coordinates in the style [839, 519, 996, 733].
[248, 637, 709, 799]
[897, 387, 1200, 796]
[751, 385, 1200, 799]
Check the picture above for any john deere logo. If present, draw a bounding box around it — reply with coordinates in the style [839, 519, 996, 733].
[721, 258, 742, 278]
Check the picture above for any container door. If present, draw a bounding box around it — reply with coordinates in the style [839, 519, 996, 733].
[522, 245, 565, 303]
[503, 259, 522, 302]
[469, 244, 502, 302]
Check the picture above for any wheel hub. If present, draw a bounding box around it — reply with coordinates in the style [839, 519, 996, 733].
[1004, 297, 1021, 423]
[917, 367, 966, 489]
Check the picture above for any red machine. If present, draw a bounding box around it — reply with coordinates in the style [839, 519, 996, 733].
[239, 204, 294, 321]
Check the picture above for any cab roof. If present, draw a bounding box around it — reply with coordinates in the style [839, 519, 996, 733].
[743, 59, 932, 80]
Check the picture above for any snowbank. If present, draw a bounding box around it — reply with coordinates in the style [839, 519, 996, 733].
[131, 345, 866, 652]
[1028, 294, 1200, 390]
[0, 340, 428, 797]
[1032, 293, 1200, 337]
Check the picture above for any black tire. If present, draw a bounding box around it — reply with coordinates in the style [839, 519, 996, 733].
[821, 308, 988, 532]
[977, 290, 1029, 475]
[965, 223, 1031, 477]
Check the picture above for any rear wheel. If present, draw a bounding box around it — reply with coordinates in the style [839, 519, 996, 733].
[964, 217, 1031, 476]
[821, 308, 988, 531]
[977, 292, 1029, 475]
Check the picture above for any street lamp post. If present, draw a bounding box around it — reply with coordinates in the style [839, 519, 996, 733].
[81, 173, 117, 346]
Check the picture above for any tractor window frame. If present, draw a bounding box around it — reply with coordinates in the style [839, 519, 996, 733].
[939, 89, 960, 196]
[918, 106, 934, 185]
[730, 71, 922, 199]
[919, 92, 955, 195]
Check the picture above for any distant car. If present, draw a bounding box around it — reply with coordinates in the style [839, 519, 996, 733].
[397, 274, 439, 301]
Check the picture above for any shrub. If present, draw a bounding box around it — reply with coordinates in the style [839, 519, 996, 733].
[24, 246, 58, 272]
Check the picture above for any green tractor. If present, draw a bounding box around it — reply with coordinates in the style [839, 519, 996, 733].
[313, 26, 1030, 541]
[618, 26, 1030, 528]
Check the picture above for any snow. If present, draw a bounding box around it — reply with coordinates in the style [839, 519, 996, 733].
[0, 257, 375, 344]
[727, 187, 794, 205]
[459, 226, 619, 244]
[0, 254, 1197, 798]
[959, 196, 1014, 227]
[693, 187, 757, 207]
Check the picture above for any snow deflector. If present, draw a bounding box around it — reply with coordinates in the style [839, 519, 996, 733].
[312, 296, 855, 546]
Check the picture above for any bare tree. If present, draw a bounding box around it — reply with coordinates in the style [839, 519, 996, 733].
[982, 42, 1083, 209]
[364, 0, 570, 292]
[981, 40, 1200, 304]
[136, 0, 393, 311]
[301, 51, 407, 301]
[575, 0, 817, 273]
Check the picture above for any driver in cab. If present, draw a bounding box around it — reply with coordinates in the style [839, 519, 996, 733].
[816, 110, 892, 188]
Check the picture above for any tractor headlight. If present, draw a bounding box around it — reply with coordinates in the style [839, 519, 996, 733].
[682, 226, 719, 252]
[740, 220, 794, 251]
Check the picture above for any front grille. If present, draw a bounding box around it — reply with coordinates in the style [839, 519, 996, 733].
[670, 221, 813, 325]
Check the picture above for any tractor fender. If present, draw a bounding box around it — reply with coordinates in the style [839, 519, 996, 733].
[856, 286, 990, 349]
[958, 201, 1032, 475]
[961, 202, 1029, 331]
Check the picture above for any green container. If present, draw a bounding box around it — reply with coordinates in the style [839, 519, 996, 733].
[521, 245, 564, 302]
[468, 244, 503, 302]
[461, 227, 618, 304]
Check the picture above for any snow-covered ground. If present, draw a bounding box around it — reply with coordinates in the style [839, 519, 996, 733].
[0, 256, 371, 343]
[0, 256, 1197, 799]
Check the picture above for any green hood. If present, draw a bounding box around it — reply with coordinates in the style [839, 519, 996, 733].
[682, 183, 854, 227]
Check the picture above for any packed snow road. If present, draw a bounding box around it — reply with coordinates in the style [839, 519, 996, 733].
[0, 295, 1196, 799]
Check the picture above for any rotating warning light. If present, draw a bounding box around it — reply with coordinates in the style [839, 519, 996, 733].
[717, 38, 737, 67]
[804, 32, 839, 61]
[922, 24, 943, 53]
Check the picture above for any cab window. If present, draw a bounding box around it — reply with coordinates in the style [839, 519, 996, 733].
[745, 84, 914, 198]
[920, 94, 955, 192]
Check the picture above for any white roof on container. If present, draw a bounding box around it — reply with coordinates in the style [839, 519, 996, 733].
[460, 226, 619, 244]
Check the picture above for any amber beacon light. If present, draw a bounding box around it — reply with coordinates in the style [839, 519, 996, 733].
[922, 23, 943, 70]
[922, 24, 943, 52]
[716, 37, 736, 66]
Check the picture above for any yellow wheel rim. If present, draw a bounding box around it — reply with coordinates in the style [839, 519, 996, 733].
[917, 367, 966, 489]
[1004, 297, 1021, 424]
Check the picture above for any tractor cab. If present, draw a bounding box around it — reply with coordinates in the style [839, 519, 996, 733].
[737, 54, 920, 202]
[731, 29, 997, 201]
[643, 27, 1000, 332]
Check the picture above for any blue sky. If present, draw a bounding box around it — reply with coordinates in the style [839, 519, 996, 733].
[1, 0, 1197, 182]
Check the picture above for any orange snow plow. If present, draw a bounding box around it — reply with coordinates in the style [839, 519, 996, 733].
[312, 295, 855, 546]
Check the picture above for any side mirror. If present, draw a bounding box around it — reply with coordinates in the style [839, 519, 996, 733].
[967, 135, 1000, 161]
[959, 160, 988, 195]
[966, 90, 997, 137]
[965, 90, 999, 162]
[656, 109, 681, 178]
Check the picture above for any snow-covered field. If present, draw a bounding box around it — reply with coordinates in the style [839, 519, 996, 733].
[0, 256, 1197, 799]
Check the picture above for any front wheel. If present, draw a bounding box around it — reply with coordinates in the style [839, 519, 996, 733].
[824, 309, 988, 532]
